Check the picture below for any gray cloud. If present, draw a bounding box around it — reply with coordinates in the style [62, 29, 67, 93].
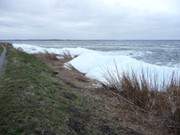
[0, 0, 180, 39]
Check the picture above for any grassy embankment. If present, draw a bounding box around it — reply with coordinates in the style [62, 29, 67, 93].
[0, 46, 142, 135]
[0, 46, 90, 134]
[1, 45, 179, 135]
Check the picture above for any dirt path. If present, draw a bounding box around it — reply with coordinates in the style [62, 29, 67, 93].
[0, 46, 7, 75]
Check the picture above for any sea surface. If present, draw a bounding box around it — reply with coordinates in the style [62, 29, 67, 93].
[4, 40, 180, 68]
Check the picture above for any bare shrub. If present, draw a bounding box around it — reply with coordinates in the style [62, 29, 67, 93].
[104, 69, 158, 110]
[102, 64, 180, 134]
[61, 51, 78, 61]
[43, 51, 59, 61]
[166, 79, 180, 134]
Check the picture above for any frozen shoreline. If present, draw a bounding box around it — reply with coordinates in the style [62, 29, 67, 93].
[13, 43, 180, 89]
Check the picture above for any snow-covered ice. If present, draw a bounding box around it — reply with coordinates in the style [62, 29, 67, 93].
[13, 43, 180, 89]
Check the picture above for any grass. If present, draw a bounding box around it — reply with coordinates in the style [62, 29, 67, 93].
[0, 42, 12, 53]
[66, 63, 85, 75]
[43, 52, 59, 61]
[0, 46, 142, 135]
[61, 51, 78, 61]
[0, 46, 180, 135]
[103, 66, 180, 134]
[0, 46, 91, 134]
[0, 45, 3, 54]
[41, 51, 75, 62]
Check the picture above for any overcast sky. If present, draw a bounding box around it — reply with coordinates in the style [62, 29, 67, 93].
[0, 0, 180, 39]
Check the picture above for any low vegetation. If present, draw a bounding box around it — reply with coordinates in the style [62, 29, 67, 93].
[0, 45, 146, 135]
[35, 49, 180, 135]
[0, 44, 4, 53]
[36, 51, 77, 63]
[103, 66, 180, 134]
[1, 44, 179, 135]
[61, 51, 76, 61]
[44, 51, 59, 61]
[0, 46, 92, 134]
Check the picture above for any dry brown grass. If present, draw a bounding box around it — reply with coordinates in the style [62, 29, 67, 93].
[43, 52, 59, 61]
[66, 64, 83, 74]
[103, 66, 180, 134]
[61, 51, 78, 61]
[36, 51, 77, 62]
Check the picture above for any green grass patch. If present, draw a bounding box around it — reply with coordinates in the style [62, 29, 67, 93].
[0, 47, 92, 135]
[0, 46, 3, 54]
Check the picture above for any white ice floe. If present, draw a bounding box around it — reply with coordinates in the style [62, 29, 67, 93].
[13, 43, 96, 56]
[13, 43, 180, 89]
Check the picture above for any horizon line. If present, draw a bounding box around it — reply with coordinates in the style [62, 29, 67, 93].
[0, 39, 180, 41]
